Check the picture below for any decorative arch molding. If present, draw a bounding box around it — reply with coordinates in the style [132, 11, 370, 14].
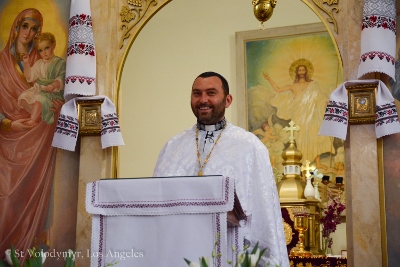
[116, 0, 341, 83]
[306, 0, 339, 34]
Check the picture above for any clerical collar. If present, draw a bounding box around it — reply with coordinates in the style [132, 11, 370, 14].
[197, 118, 226, 131]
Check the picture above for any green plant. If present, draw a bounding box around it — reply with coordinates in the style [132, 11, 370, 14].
[184, 241, 280, 267]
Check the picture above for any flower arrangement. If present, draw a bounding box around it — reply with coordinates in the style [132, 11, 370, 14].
[184, 237, 280, 267]
[320, 191, 346, 254]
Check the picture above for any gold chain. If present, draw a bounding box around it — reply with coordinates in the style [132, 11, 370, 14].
[196, 124, 226, 176]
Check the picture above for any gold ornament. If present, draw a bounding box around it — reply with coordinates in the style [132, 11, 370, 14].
[282, 218, 293, 245]
[252, 0, 277, 26]
[196, 125, 226, 176]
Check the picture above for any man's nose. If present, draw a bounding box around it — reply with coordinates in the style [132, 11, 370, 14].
[200, 93, 208, 103]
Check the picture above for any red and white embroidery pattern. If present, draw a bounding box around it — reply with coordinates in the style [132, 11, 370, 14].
[362, 15, 396, 32]
[67, 14, 95, 57]
[360, 51, 395, 65]
[101, 113, 122, 136]
[54, 114, 79, 138]
[65, 76, 95, 85]
[375, 101, 399, 126]
[357, 0, 396, 80]
[322, 100, 348, 125]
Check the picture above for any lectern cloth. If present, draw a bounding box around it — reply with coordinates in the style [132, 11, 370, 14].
[153, 123, 290, 267]
[318, 80, 400, 140]
[86, 176, 233, 267]
[52, 96, 124, 151]
[357, 0, 396, 80]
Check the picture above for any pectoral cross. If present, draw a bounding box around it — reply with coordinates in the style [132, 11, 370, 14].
[301, 160, 315, 179]
[283, 120, 300, 142]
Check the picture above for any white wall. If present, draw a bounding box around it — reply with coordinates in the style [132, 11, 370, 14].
[119, 0, 320, 178]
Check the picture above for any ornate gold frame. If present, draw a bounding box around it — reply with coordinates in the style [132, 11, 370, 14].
[377, 138, 388, 267]
[346, 83, 377, 124]
[76, 99, 105, 135]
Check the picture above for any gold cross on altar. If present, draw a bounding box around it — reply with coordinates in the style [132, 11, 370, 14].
[283, 121, 300, 142]
[301, 160, 315, 179]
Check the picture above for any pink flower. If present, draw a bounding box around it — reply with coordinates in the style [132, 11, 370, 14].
[320, 192, 345, 248]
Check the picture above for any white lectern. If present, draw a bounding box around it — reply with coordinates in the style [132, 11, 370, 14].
[86, 175, 240, 267]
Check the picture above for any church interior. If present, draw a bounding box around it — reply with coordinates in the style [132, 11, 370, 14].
[1, 0, 400, 266]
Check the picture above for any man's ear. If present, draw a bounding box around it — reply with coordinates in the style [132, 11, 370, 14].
[225, 94, 233, 108]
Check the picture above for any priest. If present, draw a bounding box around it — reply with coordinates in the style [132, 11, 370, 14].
[153, 71, 289, 267]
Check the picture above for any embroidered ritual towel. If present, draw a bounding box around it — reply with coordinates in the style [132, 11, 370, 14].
[319, 80, 400, 140]
[86, 176, 233, 267]
[64, 0, 96, 101]
[52, 96, 124, 151]
[357, 0, 396, 80]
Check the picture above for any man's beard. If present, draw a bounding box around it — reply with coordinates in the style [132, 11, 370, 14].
[192, 98, 226, 125]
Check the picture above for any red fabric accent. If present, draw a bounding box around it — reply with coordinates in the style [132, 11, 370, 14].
[0, 8, 57, 261]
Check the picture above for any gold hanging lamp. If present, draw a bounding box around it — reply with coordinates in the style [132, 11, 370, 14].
[252, 0, 277, 28]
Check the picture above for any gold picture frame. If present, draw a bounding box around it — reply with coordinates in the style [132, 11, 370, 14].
[76, 98, 104, 135]
[346, 83, 377, 124]
[235, 22, 344, 180]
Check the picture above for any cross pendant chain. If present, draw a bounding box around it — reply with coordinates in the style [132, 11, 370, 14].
[196, 125, 226, 176]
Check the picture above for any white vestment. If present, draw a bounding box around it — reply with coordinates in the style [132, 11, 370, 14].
[153, 123, 289, 267]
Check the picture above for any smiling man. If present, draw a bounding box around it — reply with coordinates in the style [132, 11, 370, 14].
[153, 71, 289, 266]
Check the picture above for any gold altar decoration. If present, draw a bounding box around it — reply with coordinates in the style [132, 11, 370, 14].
[309, 0, 339, 33]
[252, 0, 277, 28]
[119, 0, 160, 49]
[76, 98, 105, 135]
[277, 121, 304, 200]
[346, 83, 377, 124]
[289, 256, 347, 266]
[278, 120, 322, 255]
[283, 218, 294, 245]
[290, 207, 312, 257]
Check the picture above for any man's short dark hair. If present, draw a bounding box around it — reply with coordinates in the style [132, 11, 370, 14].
[196, 71, 229, 95]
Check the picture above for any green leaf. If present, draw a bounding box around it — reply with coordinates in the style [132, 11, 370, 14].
[10, 245, 21, 267]
[37, 253, 43, 267]
[241, 252, 250, 267]
[24, 259, 32, 267]
[65, 254, 74, 267]
[184, 258, 192, 265]
[0, 258, 11, 267]
[250, 242, 259, 255]
[200, 257, 209, 267]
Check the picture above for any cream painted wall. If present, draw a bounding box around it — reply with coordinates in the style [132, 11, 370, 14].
[119, 0, 320, 178]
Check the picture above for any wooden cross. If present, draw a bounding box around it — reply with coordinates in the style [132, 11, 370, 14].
[301, 160, 315, 179]
[283, 120, 300, 142]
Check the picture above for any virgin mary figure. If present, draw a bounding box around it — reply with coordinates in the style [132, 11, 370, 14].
[0, 8, 61, 261]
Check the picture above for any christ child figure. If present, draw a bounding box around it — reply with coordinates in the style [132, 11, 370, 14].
[18, 32, 65, 126]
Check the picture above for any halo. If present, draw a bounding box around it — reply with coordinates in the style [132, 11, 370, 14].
[289, 58, 314, 80]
